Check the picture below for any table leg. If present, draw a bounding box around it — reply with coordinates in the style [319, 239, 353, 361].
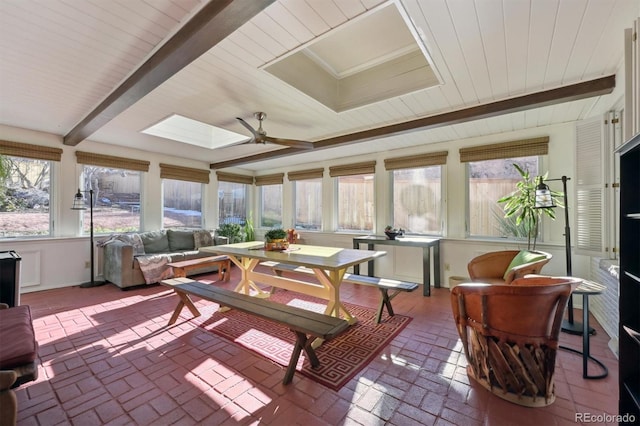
[353, 241, 360, 275]
[559, 294, 608, 379]
[232, 257, 268, 298]
[367, 243, 375, 277]
[433, 241, 441, 288]
[423, 247, 431, 296]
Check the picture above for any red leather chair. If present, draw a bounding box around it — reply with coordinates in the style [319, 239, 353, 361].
[467, 250, 552, 285]
[450, 276, 580, 406]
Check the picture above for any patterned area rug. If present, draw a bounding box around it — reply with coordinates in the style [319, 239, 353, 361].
[197, 291, 411, 390]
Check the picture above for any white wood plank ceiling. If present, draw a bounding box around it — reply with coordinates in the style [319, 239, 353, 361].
[1, 0, 638, 171]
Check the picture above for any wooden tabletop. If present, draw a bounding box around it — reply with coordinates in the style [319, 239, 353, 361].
[201, 242, 386, 271]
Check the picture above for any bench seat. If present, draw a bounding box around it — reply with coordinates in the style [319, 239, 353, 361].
[160, 278, 349, 385]
[261, 261, 419, 323]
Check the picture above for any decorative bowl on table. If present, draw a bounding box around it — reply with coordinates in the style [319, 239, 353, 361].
[384, 230, 403, 240]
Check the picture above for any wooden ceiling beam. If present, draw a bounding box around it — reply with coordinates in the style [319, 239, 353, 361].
[209, 75, 615, 169]
[63, 0, 275, 146]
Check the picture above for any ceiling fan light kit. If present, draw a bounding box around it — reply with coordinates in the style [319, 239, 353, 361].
[236, 112, 314, 150]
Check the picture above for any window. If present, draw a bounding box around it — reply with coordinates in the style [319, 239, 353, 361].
[163, 179, 202, 229]
[160, 163, 209, 229]
[294, 178, 322, 230]
[255, 173, 284, 228]
[336, 174, 374, 231]
[82, 166, 142, 234]
[218, 181, 247, 225]
[461, 137, 548, 238]
[392, 166, 442, 234]
[0, 156, 54, 237]
[259, 185, 282, 227]
[385, 151, 447, 235]
[330, 162, 376, 232]
[289, 168, 323, 231]
[467, 157, 539, 237]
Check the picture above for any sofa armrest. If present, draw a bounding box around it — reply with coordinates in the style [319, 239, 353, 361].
[103, 241, 136, 287]
[214, 235, 229, 245]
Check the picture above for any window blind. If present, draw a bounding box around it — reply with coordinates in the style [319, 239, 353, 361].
[76, 151, 150, 171]
[329, 161, 376, 177]
[459, 137, 549, 162]
[384, 151, 448, 170]
[254, 173, 284, 186]
[159, 163, 210, 184]
[216, 171, 254, 185]
[287, 168, 324, 181]
[0, 140, 63, 161]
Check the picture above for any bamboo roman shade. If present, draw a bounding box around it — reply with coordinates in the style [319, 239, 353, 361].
[160, 163, 210, 184]
[254, 173, 284, 186]
[329, 161, 376, 177]
[459, 137, 549, 163]
[76, 151, 150, 171]
[384, 151, 448, 170]
[216, 171, 254, 185]
[287, 168, 324, 181]
[0, 140, 62, 161]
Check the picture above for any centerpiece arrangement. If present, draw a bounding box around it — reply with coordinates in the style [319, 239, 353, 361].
[264, 228, 289, 251]
[384, 225, 404, 240]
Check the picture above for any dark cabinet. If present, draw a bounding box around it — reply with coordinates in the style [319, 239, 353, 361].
[618, 132, 640, 418]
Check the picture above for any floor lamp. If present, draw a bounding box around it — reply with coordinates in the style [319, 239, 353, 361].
[72, 189, 105, 288]
[535, 176, 593, 335]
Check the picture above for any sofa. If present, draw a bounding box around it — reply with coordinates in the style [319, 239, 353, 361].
[102, 229, 228, 289]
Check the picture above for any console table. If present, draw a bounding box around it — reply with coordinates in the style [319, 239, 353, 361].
[352, 235, 441, 296]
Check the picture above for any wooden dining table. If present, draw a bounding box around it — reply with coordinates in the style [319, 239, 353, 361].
[201, 242, 386, 325]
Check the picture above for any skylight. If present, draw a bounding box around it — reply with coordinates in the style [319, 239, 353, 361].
[262, 0, 441, 112]
[142, 114, 247, 149]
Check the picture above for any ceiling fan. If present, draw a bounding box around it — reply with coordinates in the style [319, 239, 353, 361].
[236, 112, 314, 149]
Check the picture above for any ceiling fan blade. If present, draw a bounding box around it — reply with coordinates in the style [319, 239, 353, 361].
[263, 136, 314, 149]
[236, 117, 259, 139]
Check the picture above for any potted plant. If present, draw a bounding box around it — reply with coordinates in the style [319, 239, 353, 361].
[497, 164, 563, 250]
[264, 228, 288, 251]
[216, 223, 244, 244]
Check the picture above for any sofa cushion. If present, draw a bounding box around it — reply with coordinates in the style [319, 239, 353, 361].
[0, 305, 38, 369]
[140, 230, 169, 254]
[167, 230, 195, 251]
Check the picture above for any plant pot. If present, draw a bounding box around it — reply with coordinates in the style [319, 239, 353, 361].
[264, 239, 289, 251]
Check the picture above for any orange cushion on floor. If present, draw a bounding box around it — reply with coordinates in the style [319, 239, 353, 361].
[0, 305, 38, 369]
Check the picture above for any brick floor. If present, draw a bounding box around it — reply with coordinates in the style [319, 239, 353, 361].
[14, 265, 619, 425]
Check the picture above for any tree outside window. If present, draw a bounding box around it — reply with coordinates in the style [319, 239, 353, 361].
[0, 156, 52, 237]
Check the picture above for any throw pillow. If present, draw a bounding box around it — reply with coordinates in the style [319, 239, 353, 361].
[503, 250, 547, 280]
[140, 230, 170, 254]
[167, 229, 195, 251]
[193, 229, 214, 249]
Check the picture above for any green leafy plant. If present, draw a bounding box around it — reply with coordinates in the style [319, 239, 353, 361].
[216, 223, 244, 243]
[264, 228, 286, 242]
[497, 164, 563, 250]
[243, 213, 255, 242]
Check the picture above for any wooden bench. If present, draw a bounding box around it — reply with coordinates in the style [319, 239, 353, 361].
[167, 255, 230, 281]
[261, 261, 419, 324]
[160, 278, 349, 385]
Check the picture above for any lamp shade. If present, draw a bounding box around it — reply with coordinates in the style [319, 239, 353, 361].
[71, 189, 87, 210]
[535, 178, 555, 208]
